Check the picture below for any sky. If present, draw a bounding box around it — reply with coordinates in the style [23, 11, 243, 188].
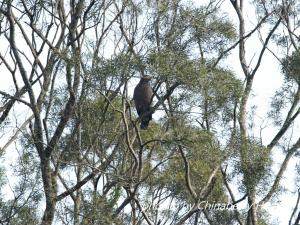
[0, 0, 299, 224]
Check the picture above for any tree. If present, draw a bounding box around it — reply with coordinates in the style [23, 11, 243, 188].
[0, 0, 299, 225]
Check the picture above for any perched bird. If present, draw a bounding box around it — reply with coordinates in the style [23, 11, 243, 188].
[133, 76, 153, 129]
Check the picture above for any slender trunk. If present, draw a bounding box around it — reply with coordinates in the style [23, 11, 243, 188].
[74, 122, 82, 225]
[231, 1, 257, 224]
[247, 194, 258, 225]
[194, 211, 199, 225]
[131, 200, 137, 225]
[74, 166, 82, 225]
[41, 160, 57, 225]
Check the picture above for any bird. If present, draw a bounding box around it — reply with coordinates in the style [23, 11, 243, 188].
[133, 76, 153, 129]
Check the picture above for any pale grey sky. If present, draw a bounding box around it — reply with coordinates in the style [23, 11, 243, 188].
[0, 1, 299, 224]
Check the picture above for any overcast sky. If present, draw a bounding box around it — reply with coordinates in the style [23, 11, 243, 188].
[0, 1, 299, 224]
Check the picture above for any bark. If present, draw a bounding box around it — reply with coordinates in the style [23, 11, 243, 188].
[41, 161, 57, 225]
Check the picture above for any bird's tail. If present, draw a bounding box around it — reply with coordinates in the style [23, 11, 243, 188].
[140, 119, 150, 129]
[140, 113, 152, 129]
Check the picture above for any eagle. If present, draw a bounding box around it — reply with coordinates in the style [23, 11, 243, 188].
[133, 76, 153, 129]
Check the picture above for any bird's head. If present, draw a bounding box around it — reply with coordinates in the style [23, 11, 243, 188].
[140, 76, 151, 82]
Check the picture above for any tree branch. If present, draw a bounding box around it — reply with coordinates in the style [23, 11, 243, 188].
[260, 137, 300, 205]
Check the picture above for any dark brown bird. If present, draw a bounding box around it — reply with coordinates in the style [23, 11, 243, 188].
[133, 76, 153, 129]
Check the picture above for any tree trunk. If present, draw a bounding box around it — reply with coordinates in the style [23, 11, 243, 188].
[41, 160, 57, 225]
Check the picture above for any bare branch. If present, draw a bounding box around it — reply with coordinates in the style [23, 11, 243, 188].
[260, 137, 300, 205]
[289, 189, 300, 225]
[178, 145, 197, 200]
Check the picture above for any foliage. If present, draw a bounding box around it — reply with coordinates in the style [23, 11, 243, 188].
[0, 0, 300, 225]
[281, 50, 300, 84]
